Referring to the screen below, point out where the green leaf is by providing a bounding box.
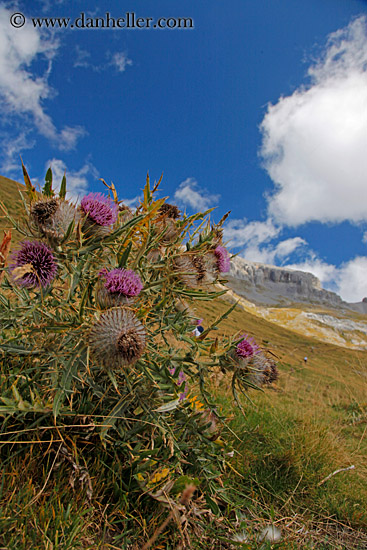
[53,389,64,419]
[143,172,151,206]
[118,241,132,268]
[43,167,54,197]
[79,283,90,321]
[155,399,180,413]
[21,158,37,202]
[0,344,40,355]
[53,351,84,419]
[59,173,67,199]
[205,494,220,515]
[99,398,126,440]
[60,218,75,244]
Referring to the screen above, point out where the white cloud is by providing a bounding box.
[240,236,307,265]
[0,131,35,173]
[285,255,367,303]
[224,218,279,249]
[73,46,91,69]
[109,52,133,73]
[0,6,85,155]
[73,47,133,73]
[260,15,367,227]
[174,177,220,211]
[120,195,141,208]
[284,257,337,288]
[336,257,367,302]
[44,158,98,201]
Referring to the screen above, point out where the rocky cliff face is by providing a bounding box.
[227,256,345,308]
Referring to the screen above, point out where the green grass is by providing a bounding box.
[1,174,367,548]
[0,174,27,246]
[194,298,367,547]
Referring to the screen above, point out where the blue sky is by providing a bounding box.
[1,0,367,301]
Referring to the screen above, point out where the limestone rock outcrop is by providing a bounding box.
[227,256,345,308]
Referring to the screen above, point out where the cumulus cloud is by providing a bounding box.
[229,16,367,302]
[0,5,85,162]
[44,158,98,201]
[260,15,367,226]
[224,218,279,249]
[120,195,141,208]
[174,178,220,211]
[336,257,367,302]
[285,256,367,303]
[0,131,35,173]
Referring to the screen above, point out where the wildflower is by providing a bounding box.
[236,334,260,359]
[31,198,80,244]
[179,382,189,402]
[174,253,208,288]
[204,245,231,277]
[9,240,57,288]
[30,198,59,225]
[213,245,231,273]
[95,268,143,309]
[239,352,279,389]
[168,365,188,402]
[89,308,146,368]
[158,203,180,219]
[80,192,118,236]
[156,203,181,244]
[103,268,143,296]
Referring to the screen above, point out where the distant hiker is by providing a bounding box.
[304,356,308,364]
[192,325,204,338]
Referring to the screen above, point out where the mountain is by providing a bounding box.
[223,256,367,351]
[228,255,367,312]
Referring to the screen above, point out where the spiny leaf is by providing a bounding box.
[43,167,54,197]
[59,172,67,199]
[118,241,132,268]
[21,158,37,202]
[143,172,151,206]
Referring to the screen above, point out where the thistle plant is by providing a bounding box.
[0,164,278,547]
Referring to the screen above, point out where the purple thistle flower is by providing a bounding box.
[80,192,118,226]
[100,268,143,297]
[236,334,260,359]
[214,246,231,273]
[10,240,57,288]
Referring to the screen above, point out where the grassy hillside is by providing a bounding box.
[0,174,26,246]
[1,174,367,548]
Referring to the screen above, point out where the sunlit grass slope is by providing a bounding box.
[195,297,367,546]
[0,174,25,245]
[1,174,367,548]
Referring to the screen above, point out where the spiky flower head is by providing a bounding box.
[159,203,181,219]
[89,308,146,368]
[102,268,143,297]
[214,245,231,273]
[236,334,260,359]
[9,240,57,288]
[154,203,181,244]
[30,198,80,244]
[80,192,118,226]
[174,253,209,288]
[241,352,279,388]
[95,268,143,309]
[30,198,59,225]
